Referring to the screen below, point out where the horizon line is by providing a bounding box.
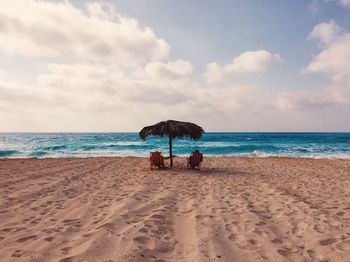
[1,131,350,134]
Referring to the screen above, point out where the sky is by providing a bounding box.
[0,0,350,132]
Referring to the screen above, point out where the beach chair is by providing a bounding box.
[187,150,203,169]
[150,151,165,170]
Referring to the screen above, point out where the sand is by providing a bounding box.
[0,157,350,262]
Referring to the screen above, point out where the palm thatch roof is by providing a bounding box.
[139,120,204,140]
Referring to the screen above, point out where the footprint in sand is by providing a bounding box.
[44,236,54,242]
[16,235,37,242]
[62,219,81,229]
[139,227,148,233]
[128,218,144,224]
[30,218,42,225]
[11,250,22,257]
[306,249,315,260]
[277,248,290,257]
[14,227,26,232]
[63,219,80,224]
[162,235,172,242]
[313,224,325,233]
[319,238,337,246]
[180,209,193,214]
[248,239,257,245]
[61,246,72,254]
[271,237,283,244]
[133,236,156,249]
[59,257,73,262]
[150,214,166,220]
[155,240,174,253]
[228,234,235,242]
[153,259,168,262]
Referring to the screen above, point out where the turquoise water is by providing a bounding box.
[0,133,349,159]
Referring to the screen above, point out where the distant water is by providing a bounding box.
[0,133,349,159]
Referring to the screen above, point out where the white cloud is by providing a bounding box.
[204,50,281,83]
[304,21,350,82]
[0,61,268,131]
[275,90,336,110]
[203,63,224,84]
[256,21,350,112]
[307,20,342,46]
[144,60,193,80]
[309,0,319,15]
[288,20,350,111]
[225,51,281,73]
[0,0,169,66]
[0,1,349,131]
[0,69,6,78]
[1,56,349,131]
[309,1,350,14]
[37,63,136,111]
[339,0,350,8]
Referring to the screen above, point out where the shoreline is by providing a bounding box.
[1,155,350,161]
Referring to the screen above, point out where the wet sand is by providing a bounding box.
[0,157,350,261]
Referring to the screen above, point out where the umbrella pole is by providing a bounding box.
[169,136,173,167]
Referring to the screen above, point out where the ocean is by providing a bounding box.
[0,132,349,159]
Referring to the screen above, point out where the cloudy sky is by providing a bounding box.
[1,0,350,132]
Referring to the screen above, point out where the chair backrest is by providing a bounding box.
[151,151,162,165]
[191,151,203,165]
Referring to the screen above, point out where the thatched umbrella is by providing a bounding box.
[139,120,204,167]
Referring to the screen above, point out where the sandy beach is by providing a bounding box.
[0,157,350,261]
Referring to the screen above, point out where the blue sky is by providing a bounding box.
[0,0,350,131]
[105,0,349,88]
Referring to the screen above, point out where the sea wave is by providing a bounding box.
[40,145,67,151]
[80,144,152,151]
[199,142,241,147]
[217,151,350,159]
[1,133,350,159]
[0,150,19,157]
[29,151,48,157]
[201,144,280,154]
